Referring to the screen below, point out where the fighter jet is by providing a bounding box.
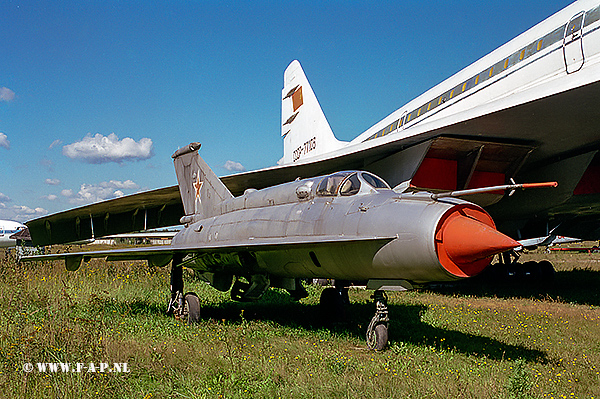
[21,143,555,350]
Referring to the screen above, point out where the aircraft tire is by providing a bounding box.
[538,260,555,283]
[367,323,388,351]
[522,261,541,281]
[183,292,201,324]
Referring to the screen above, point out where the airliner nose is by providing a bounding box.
[435,205,519,278]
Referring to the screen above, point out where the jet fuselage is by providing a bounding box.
[172,171,516,285]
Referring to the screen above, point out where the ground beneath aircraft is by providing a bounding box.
[1,246,599,398]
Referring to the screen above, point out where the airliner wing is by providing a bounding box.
[26,186,183,247]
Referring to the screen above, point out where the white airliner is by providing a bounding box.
[0,220,27,248]
[26,0,600,250]
[271,0,600,241]
[281,1,600,169]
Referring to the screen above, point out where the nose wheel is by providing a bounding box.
[366,290,389,351]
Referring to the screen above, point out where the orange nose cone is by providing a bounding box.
[435,205,520,278]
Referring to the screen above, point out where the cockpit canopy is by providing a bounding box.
[316,171,390,197]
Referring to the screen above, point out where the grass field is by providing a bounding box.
[1,246,599,398]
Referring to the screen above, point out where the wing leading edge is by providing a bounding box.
[21,235,395,272]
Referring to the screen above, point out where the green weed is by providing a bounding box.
[506,359,533,399]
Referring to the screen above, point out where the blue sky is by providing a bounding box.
[0,0,571,222]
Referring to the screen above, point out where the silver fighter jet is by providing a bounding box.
[22,143,554,350]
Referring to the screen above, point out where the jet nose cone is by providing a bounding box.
[442,215,520,263]
[435,205,519,278]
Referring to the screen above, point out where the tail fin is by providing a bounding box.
[280,60,347,165]
[172,143,233,219]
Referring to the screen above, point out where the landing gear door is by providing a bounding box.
[563,11,585,74]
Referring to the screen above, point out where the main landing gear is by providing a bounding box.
[167,260,393,350]
[487,252,555,283]
[167,256,200,323]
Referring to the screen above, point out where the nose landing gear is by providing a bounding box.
[366,290,389,351]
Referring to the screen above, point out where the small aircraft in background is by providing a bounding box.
[21,143,555,350]
[0,220,27,248]
[517,234,582,251]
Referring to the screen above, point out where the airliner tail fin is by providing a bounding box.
[280,60,346,164]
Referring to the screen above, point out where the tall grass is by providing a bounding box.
[1,247,599,398]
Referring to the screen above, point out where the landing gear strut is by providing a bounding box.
[166,255,200,323]
[366,290,389,351]
[167,257,183,315]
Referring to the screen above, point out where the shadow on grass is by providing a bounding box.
[426,268,600,307]
[89,289,547,363]
[87,294,168,317]
[386,304,547,362]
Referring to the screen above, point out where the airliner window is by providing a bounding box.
[316,172,352,196]
[339,173,361,196]
[361,172,390,189]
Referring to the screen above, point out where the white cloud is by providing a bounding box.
[67,180,139,205]
[0,133,9,149]
[45,178,61,185]
[62,133,153,164]
[0,193,10,213]
[223,160,246,172]
[0,87,15,102]
[42,194,58,201]
[0,205,48,223]
[0,195,50,222]
[101,180,139,190]
[49,139,62,149]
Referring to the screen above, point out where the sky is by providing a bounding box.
[0,0,573,222]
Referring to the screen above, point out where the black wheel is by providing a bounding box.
[538,260,555,283]
[494,263,509,282]
[319,287,346,322]
[183,292,200,324]
[522,261,541,281]
[366,323,388,351]
[506,262,519,279]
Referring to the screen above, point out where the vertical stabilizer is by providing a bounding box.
[280,60,347,164]
[172,143,233,219]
